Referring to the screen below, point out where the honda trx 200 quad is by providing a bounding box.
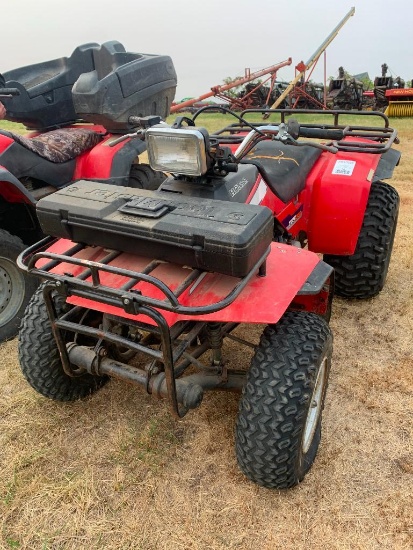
[0,41,176,340]
[17,108,400,489]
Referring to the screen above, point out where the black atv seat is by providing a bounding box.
[1,128,103,163]
[240,141,322,203]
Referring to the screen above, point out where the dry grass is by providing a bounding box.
[0,117,413,549]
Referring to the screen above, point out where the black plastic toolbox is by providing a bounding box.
[36,181,273,277]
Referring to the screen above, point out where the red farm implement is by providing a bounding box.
[170,59,292,113]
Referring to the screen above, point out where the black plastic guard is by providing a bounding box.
[373,148,401,182]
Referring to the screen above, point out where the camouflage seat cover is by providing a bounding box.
[9,127,104,163]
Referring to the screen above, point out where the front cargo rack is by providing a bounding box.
[18,236,269,317]
[205,108,398,154]
[18,237,271,418]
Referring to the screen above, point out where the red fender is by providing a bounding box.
[36,240,327,326]
[73,135,147,180]
[304,142,380,255]
[0,132,14,150]
[0,166,36,204]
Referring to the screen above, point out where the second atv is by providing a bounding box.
[0,40,176,340]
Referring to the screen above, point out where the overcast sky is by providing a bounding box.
[2,0,410,100]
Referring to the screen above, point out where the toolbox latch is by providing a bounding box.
[118,197,171,218]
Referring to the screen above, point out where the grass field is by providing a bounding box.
[0,112,412,549]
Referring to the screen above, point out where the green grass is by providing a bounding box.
[2,110,410,138]
[167,109,411,133]
[0,120,26,134]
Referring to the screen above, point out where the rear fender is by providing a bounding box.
[0,166,36,205]
[306,150,380,255]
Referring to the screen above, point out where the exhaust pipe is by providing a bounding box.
[66,344,245,412]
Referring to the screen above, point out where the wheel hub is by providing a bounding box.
[302,357,328,454]
[0,257,25,326]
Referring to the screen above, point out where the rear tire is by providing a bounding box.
[324,181,399,299]
[235,311,332,489]
[18,284,108,401]
[128,164,167,190]
[0,229,38,341]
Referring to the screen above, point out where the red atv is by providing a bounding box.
[0,41,176,340]
[17,108,399,489]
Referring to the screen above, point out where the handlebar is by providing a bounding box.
[0,87,20,98]
[234,124,339,158]
[296,126,344,141]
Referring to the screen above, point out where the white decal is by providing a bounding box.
[229,177,248,197]
[249,178,267,205]
[332,160,356,176]
[287,211,302,230]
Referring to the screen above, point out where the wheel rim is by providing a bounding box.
[0,257,25,327]
[302,357,328,454]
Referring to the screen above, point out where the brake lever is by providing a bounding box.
[293,140,339,154]
[108,130,144,147]
[274,123,338,154]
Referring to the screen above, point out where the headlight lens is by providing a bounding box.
[146,127,208,176]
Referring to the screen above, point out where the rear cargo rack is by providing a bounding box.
[18,237,269,317]
[209,108,398,154]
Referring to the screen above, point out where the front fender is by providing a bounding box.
[73,136,147,185]
[0,166,36,205]
[37,241,330,326]
[306,150,381,255]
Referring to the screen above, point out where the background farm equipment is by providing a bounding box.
[288,78,325,109]
[384,88,413,117]
[372,63,413,116]
[268,7,355,112]
[326,67,364,110]
[232,80,290,110]
[170,59,292,114]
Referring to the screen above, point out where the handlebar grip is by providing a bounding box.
[298,126,344,140]
[0,88,20,96]
[129,116,141,126]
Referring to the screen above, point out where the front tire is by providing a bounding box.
[235,311,332,489]
[0,229,38,341]
[128,164,167,190]
[324,181,399,298]
[18,284,108,401]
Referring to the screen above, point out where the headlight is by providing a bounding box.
[146,127,208,176]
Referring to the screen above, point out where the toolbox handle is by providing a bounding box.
[118,197,172,218]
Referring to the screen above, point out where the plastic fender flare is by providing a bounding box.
[306,152,380,255]
[73,136,147,184]
[373,148,401,182]
[0,166,36,205]
[291,261,334,319]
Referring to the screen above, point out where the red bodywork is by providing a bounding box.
[36,239,325,326]
[73,131,129,180]
[223,134,379,256]
[244,138,380,256]
[0,124,139,204]
[293,142,379,255]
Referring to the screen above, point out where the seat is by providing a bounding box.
[240,140,322,203]
[2,128,103,163]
